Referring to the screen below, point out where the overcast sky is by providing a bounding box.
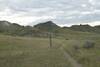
[0,0,100,26]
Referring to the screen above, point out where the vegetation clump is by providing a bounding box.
[83,41,95,49]
[73,45,80,50]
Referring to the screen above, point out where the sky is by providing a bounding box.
[0,0,100,26]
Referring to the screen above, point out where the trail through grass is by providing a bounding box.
[62,39,100,67]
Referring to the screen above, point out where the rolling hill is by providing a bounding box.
[68,24,100,34]
[0,20,100,38]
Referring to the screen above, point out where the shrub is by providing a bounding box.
[65,38,69,40]
[73,45,80,50]
[83,41,95,49]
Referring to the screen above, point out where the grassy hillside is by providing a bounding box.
[54,27,100,40]
[0,35,71,67]
[62,34,100,67]
[1,20,100,38]
[0,31,100,67]
[0,21,100,67]
[68,24,100,34]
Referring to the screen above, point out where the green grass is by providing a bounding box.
[0,31,100,67]
[62,36,100,67]
[0,35,71,67]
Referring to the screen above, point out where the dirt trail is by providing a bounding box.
[60,47,82,67]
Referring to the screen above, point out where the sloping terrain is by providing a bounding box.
[0,21,100,67]
[62,36,100,67]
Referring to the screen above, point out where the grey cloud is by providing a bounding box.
[0,0,100,26]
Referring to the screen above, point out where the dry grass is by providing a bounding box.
[63,38,100,67]
[0,35,71,67]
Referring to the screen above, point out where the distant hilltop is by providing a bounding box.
[34,21,60,32]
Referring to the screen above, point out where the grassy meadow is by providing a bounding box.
[0,35,71,67]
[62,33,100,67]
[0,32,100,67]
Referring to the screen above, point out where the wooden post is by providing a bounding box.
[49,32,52,48]
[48,21,53,48]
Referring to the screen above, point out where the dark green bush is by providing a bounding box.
[83,41,95,49]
